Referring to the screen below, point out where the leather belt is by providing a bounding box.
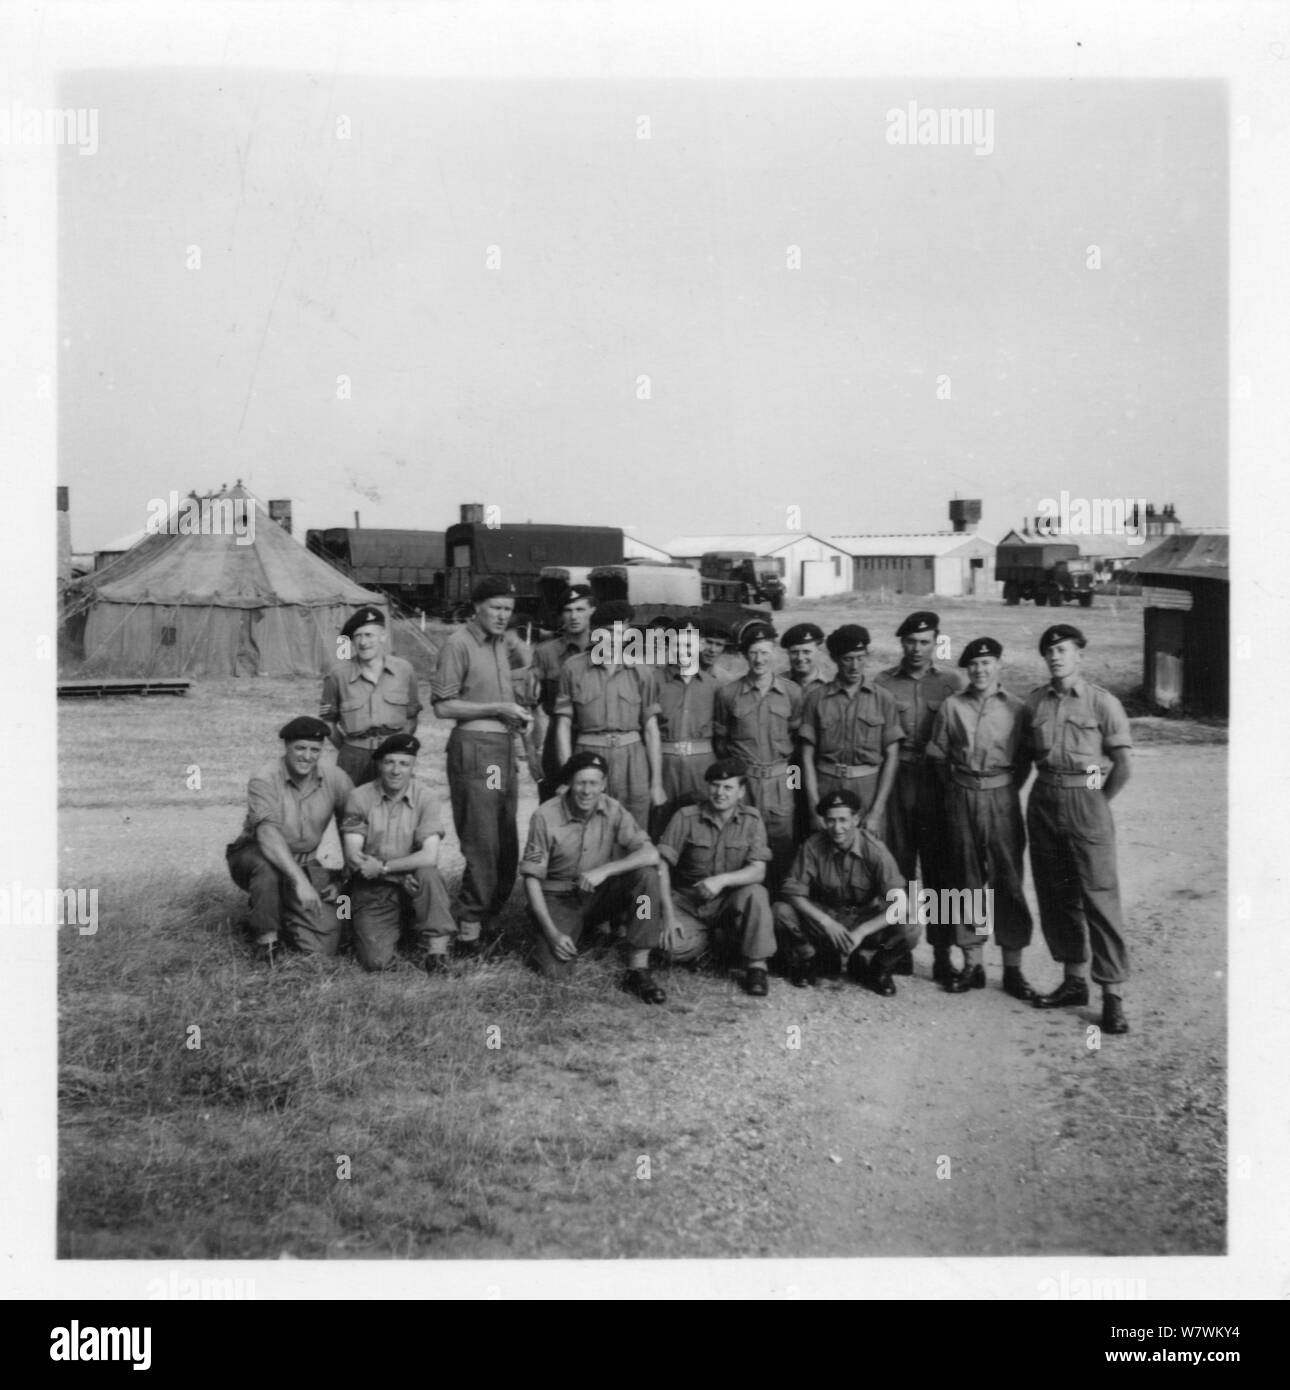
[660,739,713,756]
[817,760,879,779]
[456,719,511,733]
[743,759,789,779]
[951,769,1014,791]
[577,731,641,748]
[1037,769,1103,789]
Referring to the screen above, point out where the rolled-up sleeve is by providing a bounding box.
[413,793,444,846]
[340,791,368,839]
[553,664,575,719]
[779,841,814,898]
[319,671,341,722]
[246,774,284,832]
[519,812,551,879]
[431,637,468,702]
[744,812,773,864]
[1100,693,1133,751]
[657,810,688,866]
[614,807,649,855]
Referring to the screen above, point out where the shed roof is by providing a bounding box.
[830,532,996,558]
[1135,532,1230,584]
[663,533,848,556]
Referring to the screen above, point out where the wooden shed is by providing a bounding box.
[1137,533,1229,716]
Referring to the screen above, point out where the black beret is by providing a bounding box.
[374,733,421,761]
[471,576,515,603]
[959,636,1003,667]
[1039,623,1087,654]
[279,716,330,743]
[341,606,386,638]
[738,620,778,652]
[817,788,863,816]
[698,615,730,640]
[643,613,678,632]
[826,624,870,659]
[781,623,824,648]
[589,601,636,633]
[896,610,940,638]
[561,584,593,606]
[704,758,747,783]
[561,750,609,782]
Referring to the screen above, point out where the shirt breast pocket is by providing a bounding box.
[1030,716,1057,757]
[854,710,887,756]
[1066,714,1104,763]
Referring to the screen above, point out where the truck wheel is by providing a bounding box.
[1032,591,1046,607]
[1078,591,1093,608]
[1046,587,1065,606]
[1003,581,1020,606]
[771,592,784,611]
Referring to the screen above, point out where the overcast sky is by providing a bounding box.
[58,74,1226,550]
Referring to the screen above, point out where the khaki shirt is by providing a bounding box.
[713,674,801,765]
[341,777,445,861]
[432,618,513,708]
[231,758,353,857]
[799,677,902,766]
[520,792,649,882]
[926,687,1027,775]
[532,632,590,714]
[554,656,660,734]
[873,664,964,753]
[658,801,771,889]
[320,656,421,738]
[1021,677,1132,774]
[780,828,905,912]
[656,668,720,742]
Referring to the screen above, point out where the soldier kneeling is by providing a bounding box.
[340,734,456,973]
[774,790,916,996]
[521,752,667,1004]
[656,759,777,997]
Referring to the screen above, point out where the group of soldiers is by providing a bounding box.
[226,576,1135,1035]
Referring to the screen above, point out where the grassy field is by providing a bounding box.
[58,592,1225,1258]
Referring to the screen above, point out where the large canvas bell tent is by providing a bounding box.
[67,485,388,677]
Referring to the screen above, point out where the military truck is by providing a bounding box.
[306,527,446,612]
[699,551,787,610]
[588,561,770,636]
[996,536,1095,608]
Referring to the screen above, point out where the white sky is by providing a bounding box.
[56,72,1226,549]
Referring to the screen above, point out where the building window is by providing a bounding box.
[160,626,177,646]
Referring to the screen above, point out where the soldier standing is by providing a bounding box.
[925,637,1036,999]
[553,602,664,828]
[1020,624,1133,1035]
[431,577,533,955]
[712,620,801,885]
[781,622,827,691]
[530,583,593,801]
[874,611,964,978]
[650,617,721,837]
[320,605,421,786]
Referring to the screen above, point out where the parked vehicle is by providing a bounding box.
[306,528,446,612]
[996,538,1095,608]
[699,550,787,610]
[444,522,622,621]
[588,562,770,635]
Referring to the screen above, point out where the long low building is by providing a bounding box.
[662,532,852,599]
[830,532,997,597]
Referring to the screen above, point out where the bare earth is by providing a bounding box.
[59,743,1224,1258]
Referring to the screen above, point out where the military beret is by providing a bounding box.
[560,750,609,782]
[279,715,330,743]
[896,610,940,638]
[341,605,386,638]
[589,600,636,634]
[958,636,1003,667]
[561,583,593,606]
[643,613,678,632]
[698,615,730,640]
[738,620,778,652]
[781,623,824,648]
[704,758,747,783]
[374,733,420,761]
[1039,623,1087,654]
[826,624,870,659]
[471,575,515,603]
[817,788,863,816]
